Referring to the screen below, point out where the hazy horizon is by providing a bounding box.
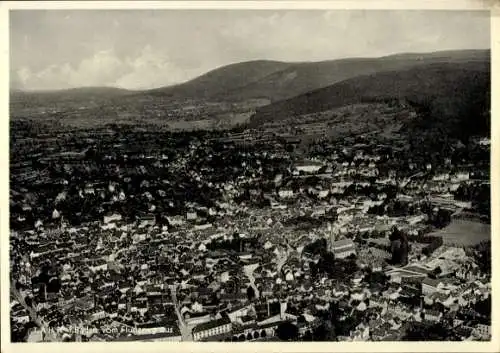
[10,10,490,91]
[10,48,491,93]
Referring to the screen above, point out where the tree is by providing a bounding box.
[303,238,327,256]
[403,322,459,341]
[302,329,313,341]
[474,241,491,274]
[246,286,256,301]
[276,322,299,341]
[473,297,491,317]
[367,271,389,290]
[434,208,452,228]
[313,322,337,341]
[430,266,442,279]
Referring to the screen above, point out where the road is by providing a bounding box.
[276,242,293,274]
[170,284,193,341]
[243,264,260,299]
[11,283,60,342]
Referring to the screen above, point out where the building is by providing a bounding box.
[330,239,356,259]
[278,189,294,199]
[421,277,442,296]
[192,317,232,341]
[386,265,429,284]
[139,214,156,227]
[104,213,122,224]
[473,324,491,337]
[166,216,185,226]
[294,161,323,174]
[424,310,443,322]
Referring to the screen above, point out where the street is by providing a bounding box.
[170,284,193,341]
[10,283,60,342]
[243,263,260,299]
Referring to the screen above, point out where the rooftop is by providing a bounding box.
[192,316,231,334]
[331,239,355,249]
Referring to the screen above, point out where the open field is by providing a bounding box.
[428,219,490,246]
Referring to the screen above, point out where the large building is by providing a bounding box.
[329,238,356,259]
[192,316,232,341]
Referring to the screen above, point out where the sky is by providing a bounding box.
[10,10,490,91]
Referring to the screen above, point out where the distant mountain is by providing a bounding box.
[9,49,490,136]
[250,60,490,139]
[145,60,291,100]
[11,49,489,106]
[141,49,490,103]
[221,49,490,102]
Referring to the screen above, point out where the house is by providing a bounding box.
[456,266,480,282]
[219,291,248,304]
[259,280,274,298]
[88,259,108,272]
[239,315,256,327]
[421,277,442,296]
[139,214,156,228]
[350,290,366,302]
[432,173,449,182]
[371,260,385,272]
[198,243,207,252]
[441,295,459,308]
[238,252,253,261]
[192,317,232,341]
[473,324,491,337]
[386,265,429,284]
[278,189,294,199]
[318,190,329,199]
[89,309,107,322]
[13,314,30,324]
[351,272,364,286]
[166,216,185,226]
[194,223,212,231]
[52,209,61,219]
[104,213,122,224]
[451,172,470,183]
[227,304,252,322]
[382,288,400,301]
[184,312,212,327]
[294,161,323,174]
[424,310,442,322]
[356,301,368,312]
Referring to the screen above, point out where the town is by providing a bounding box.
[9,118,491,342]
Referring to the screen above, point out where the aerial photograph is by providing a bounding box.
[8,9,491,343]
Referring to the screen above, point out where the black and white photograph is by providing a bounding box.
[2,1,496,350]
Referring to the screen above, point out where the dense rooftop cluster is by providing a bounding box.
[10,119,491,342]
